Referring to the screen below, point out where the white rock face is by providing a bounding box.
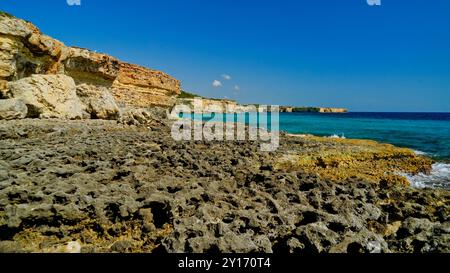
[7,74,88,119]
[0,98,28,120]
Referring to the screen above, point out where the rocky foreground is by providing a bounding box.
[0,115,448,253]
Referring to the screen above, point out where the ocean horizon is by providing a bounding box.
[278,112,450,159]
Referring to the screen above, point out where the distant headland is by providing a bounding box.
[279,106,348,113]
[177,91,348,113]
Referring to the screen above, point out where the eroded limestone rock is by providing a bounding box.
[0,12,181,117]
[0,120,447,253]
[112,62,181,108]
[0,98,27,120]
[76,84,119,120]
[7,74,87,119]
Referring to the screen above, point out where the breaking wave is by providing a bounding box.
[406,163,450,190]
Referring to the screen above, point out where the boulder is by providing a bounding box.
[76,84,120,120]
[7,74,88,119]
[0,98,27,120]
[117,106,168,126]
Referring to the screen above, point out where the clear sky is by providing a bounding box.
[2,0,450,112]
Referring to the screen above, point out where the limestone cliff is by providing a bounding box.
[112,62,181,108]
[0,12,181,120]
[280,106,348,113]
[177,97,241,113]
[317,107,348,113]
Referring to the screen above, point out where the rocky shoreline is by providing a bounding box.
[0,116,448,253]
[0,12,448,254]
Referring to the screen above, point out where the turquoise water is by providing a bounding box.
[279,112,450,161]
[186,112,450,189]
[188,112,450,160]
[277,112,450,189]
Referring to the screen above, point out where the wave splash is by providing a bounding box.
[329,134,346,139]
[414,150,428,156]
[406,163,450,190]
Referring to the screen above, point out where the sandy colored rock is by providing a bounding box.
[112,62,181,108]
[1,13,181,112]
[280,106,349,113]
[0,98,27,120]
[76,84,120,120]
[0,80,8,95]
[7,74,87,119]
[0,13,64,82]
[0,13,33,37]
[318,108,348,113]
[63,47,120,85]
[177,98,241,113]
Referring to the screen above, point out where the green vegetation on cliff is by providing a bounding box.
[0,11,15,18]
[178,91,232,102]
[178,90,200,99]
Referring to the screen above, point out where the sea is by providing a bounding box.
[278,112,450,189]
[187,112,450,189]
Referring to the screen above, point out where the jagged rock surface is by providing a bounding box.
[0,119,448,253]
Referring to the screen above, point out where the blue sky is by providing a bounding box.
[2,0,450,112]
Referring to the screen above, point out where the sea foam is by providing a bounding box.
[414,150,428,156]
[329,134,346,139]
[406,163,450,189]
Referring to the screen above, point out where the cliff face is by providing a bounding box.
[0,12,181,120]
[177,97,242,113]
[112,62,181,108]
[318,107,348,113]
[280,106,348,113]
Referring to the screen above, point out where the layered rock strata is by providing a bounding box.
[0,12,181,120]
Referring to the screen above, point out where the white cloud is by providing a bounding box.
[212,80,222,88]
[233,85,240,92]
[67,0,81,6]
[221,74,232,80]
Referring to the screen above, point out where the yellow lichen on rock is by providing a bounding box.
[275,136,433,185]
